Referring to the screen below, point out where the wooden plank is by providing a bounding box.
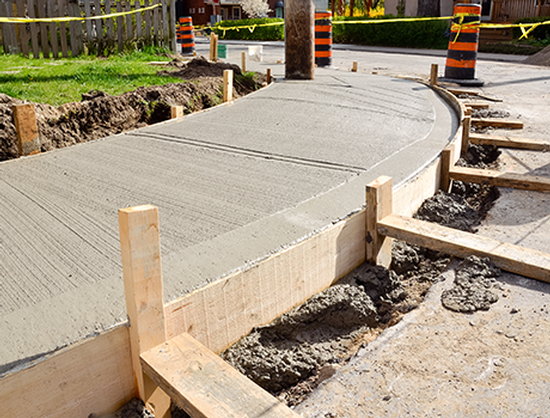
[153,0,159,44]
[377,213,550,283]
[223,69,233,103]
[58,0,69,58]
[68,0,78,56]
[48,0,59,58]
[168,0,175,52]
[16,0,30,56]
[170,105,183,118]
[471,118,524,129]
[0,326,135,418]
[351,61,358,72]
[461,115,471,155]
[105,0,114,52]
[36,0,51,57]
[469,133,550,151]
[84,0,93,53]
[134,1,142,41]
[13,103,40,156]
[118,205,171,418]
[144,0,151,45]
[440,146,453,193]
[72,0,84,54]
[366,175,393,268]
[116,1,123,53]
[447,88,479,96]
[141,333,301,418]
[462,102,489,109]
[94,0,103,53]
[161,0,168,45]
[125,0,132,41]
[241,51,246,72]
[27,0,40,58]
[267,68,272,84]
[449,166,550,193]
[430,63,438,86]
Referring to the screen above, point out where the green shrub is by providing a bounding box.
[214,18,284,41]
[332,15,450,49]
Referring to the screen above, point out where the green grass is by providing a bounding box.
[0,48,185,106]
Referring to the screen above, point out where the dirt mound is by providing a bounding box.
[523,44,550,66]
[0,59,265,162]
[441,256,501,312]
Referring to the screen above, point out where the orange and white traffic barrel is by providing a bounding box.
[315,11,332,67]
[442,3,483,86]
[178,17,195,56]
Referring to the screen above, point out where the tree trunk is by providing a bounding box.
[417,0,440,16]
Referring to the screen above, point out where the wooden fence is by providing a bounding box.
[491,0,549,21]
[0,0,176,58]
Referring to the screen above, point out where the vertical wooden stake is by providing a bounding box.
[351,61,358,72]
[118,205,171,418]
[461,115,471,156]
[170,106,183,119]
[366,176,393,268]
[430,63,438,86]
[209,33,218,61]
[440,146,453,193]
[266,68,272,84]
[13,104,40,157]
[241,51,246,72]
[223,69,233,103]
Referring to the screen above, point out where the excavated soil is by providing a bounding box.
[523,44,550,66]
[0,57,265,162]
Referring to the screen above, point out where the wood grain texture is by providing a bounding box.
[13,103,40,156]
[141,333,300,418]
[449,166,550,192]
[469,133,550,151]
[0,326,135,418]
[223,69,233,103]
[366,175,393,267]
[440,146,453,193]
[378,213,550,282]
[471,118,524,129]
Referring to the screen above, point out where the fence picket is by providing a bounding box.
[125,0,132,41]
[57,0,68,57]
[36,0,50,57]
[116,1,123,52]
[3,0,19,54]
[26,0,40,58]
[48,0,59,58]
[169,0,175,52]
[105,0,114,52]
[94,0,102,53]
[84,0,94,53]
[153,0,159,44]
[144,0,151,45]
[161,0,167,45]
[134,1,141,42]
[15,0,30,56]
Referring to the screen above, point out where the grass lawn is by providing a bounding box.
[0,47,185,106]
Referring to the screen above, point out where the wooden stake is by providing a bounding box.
[430,63,438,86]
[469,133,550,151]
[13,104,40,157]
[351,61,358,72]
[366,176,393,268]
[440,146,453,193]
[223,69,233,103]
[285,0,314,79]
[378,213,550,283]
[471,118,524,129]
[461,115,471,156]
[209,33,218,61]
[141,333,301,418]
[241,51,246,72]
[449,166,550,193]
[266,68,272,84]
[170,106,183,119]
[118,205,171,418]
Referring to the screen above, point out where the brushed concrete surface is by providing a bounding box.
[0,67,456,374]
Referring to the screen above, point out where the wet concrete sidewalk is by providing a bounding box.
[0,67,456,374]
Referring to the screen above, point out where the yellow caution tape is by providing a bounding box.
[207,13,550,40]
[0,3,160,24]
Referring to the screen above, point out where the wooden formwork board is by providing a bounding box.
[471,118,524,129]
[449,166,550,192]
[469,133,550,151]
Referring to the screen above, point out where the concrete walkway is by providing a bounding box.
[0,67,456,374]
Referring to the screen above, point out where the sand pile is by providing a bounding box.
[523,44,550,66]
